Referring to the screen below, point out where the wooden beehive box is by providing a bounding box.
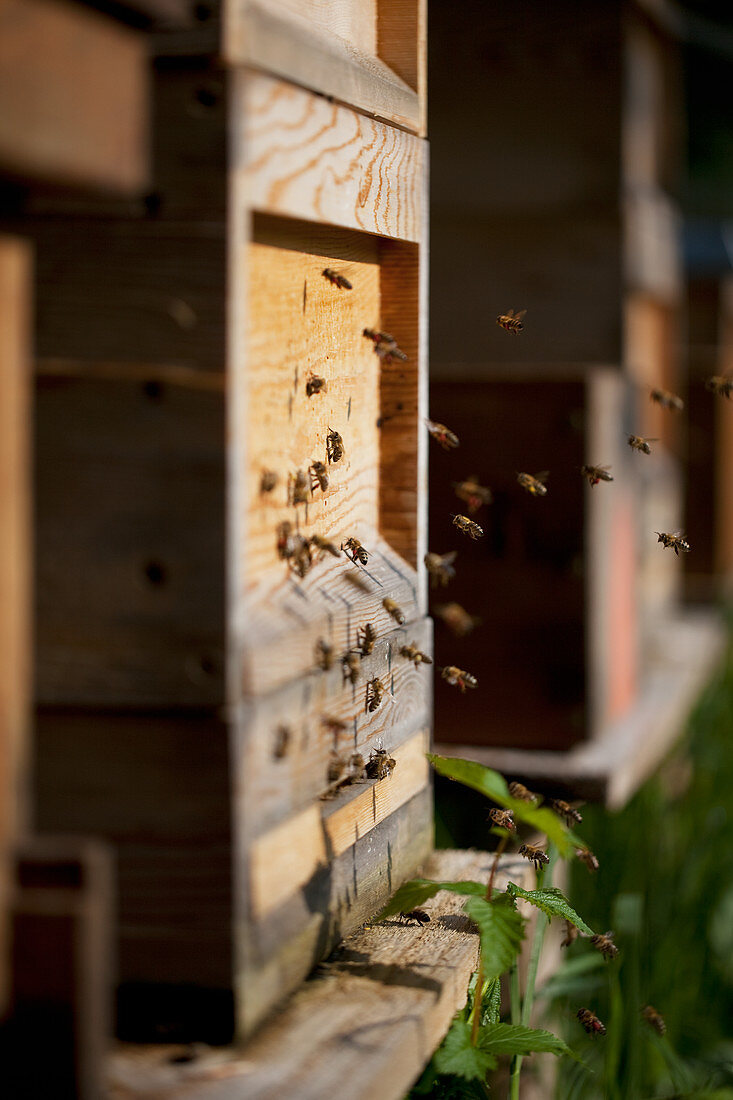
[12,0,431,1042]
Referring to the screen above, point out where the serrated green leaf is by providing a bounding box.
[478,1022,574,1058]
[376,878,487,920]
[433,1016,498,1081]
[463,894,526,980]
[482,977,502,1026]
[505,883,595,935]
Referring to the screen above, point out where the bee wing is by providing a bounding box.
[514,309,527,321]
[535,471,550,483]
[442,551,458,565]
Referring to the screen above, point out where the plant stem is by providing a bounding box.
[470,835,509,1046]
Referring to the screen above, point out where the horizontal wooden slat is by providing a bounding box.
[0,0,148,191]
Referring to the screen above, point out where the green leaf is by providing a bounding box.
[478,1022,574,1058]
[483,977,502,1026]
[463,894,526,981]
[433,1016,498,1081]
[505,883,595,935]
[376,878,486,920]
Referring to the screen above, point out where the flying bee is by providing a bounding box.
[425,419,460,450]
[309,461,329,492]
[518,844,549,871]
[590,932,619,961]
[260,469,278,494]
[289,535,316,578]
[452,514,484,539]
[453,475,493,514]
[322,268,352,290]
[276,520,296,560]
[326,428,344,464]
[362,328,407,363]
[272,725,291,759]
[576,847,599,873]
[363,327,393,345]
[400,909,431,926]
[433,602,481,637]
[383,597,405,625]
[517,471,549,496]
[577,1008,606,1037]
[650,387,684,412]
[497,308,526,334]
[306,374,327,397]
[549,799,583,825]
[655,530,690,555]
[366,677,386,713]
[488,808,515,831]
[289,469,310,505]
[309,534,341,559]
[424,551,457,587]
[342,537,369,565]
[581,464,613,487]
[706,375,733,399]
[315,638,335,671]
[561,920,579,948]
[628,434,658,455]
[366,743,396,777]
[642,1005,665,1036]
[440,665,478,692]
[400,643,433,667]
[357,622,377,656]
[508,781,538,803]
[342,651,360,686]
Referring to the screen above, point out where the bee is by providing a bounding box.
[383,597,406,625]
[517,471,548,497]
[342,651,360,686]
[590,932,618,961]
[518,844,549,871]
[362,328,407,363]
[344,570,371,593]
[452,514,484,539]
[642,1005,665,1036]
[453,475,493,514]
[322,268,352,290]
[365,743,396,777]
[347,752,366,782]
[497,308,526,334]
[400,909,431,926]
[576,848,599,873]
[508,781,538,803]
[433,602,481,637]
[549,799,583,825]
[440,665,478,692]
[581,464,613,487]
[655,530,690,555]
[425,419,460,450]
[400,643,433,667]
[357,622,377,656]
[366,677,386,712]
[272,724,291,759]
[277,520,296,559]
[289,535,316,578]
[315,638,335,671]
[561,920,579,948]
[424,551,457,587]
[289,469,310,505]
[706,375,733,399]
[577,1008,606,1037]
[309,461,329,492]
[326,428,344,464]
[342,537,369,565]
[488,808,515,831]
[260,469,278,494]
[306,374,327,397]
[628,434,658,455]
[650,387,684,411]
[327,750,346,784]
[310,534,341,559]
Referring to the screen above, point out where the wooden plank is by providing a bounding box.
[624,187,682,301]
[0,236,31,1015]
[0,0,148,191]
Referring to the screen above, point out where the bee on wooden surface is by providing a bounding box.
[650,387,684,412]
[488,808,515,831]
[581,464,613,487]
[642,1005,666,1036]
[508,781,538,803]
[518,843,549,872]
[357,622,377,656]
[577,1008,606,1037]
[706,375,733,398]
[326,428,344,464]
[306,374,327,397]
[440,665,478,692]
[424,551,457,587]
[260,469,278,494]
[656,530,690,555]
[276,520,296,560]
[400,643,433,667]
[362,328,407,363]
[272,725,291,760]
[343,651,360,686]
[383,597,406,624]
[315,638,335,671]
[366,743,396,777]
[400,909,431,926]
[576,847,600,873]
[309,461,329,492]
[433,602,481,637]
[452,514,484,539]
[322,267,352,290]
[342,537,369,565]
[366,677,386,712]
[497,308,526,334]
[590,932,618,961]
[549,799,583,826]
[628,434,658,455]
[289,535,316,578]
[453,475,493,514]
[425,418,460,450]
[310,534,341,559]
[517,471,549,497]
[561,920,579,948]
[289,469,310,505]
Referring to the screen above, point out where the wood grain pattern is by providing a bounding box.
[377,0,426,134]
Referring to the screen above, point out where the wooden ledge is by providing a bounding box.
[107,848,531,1100]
